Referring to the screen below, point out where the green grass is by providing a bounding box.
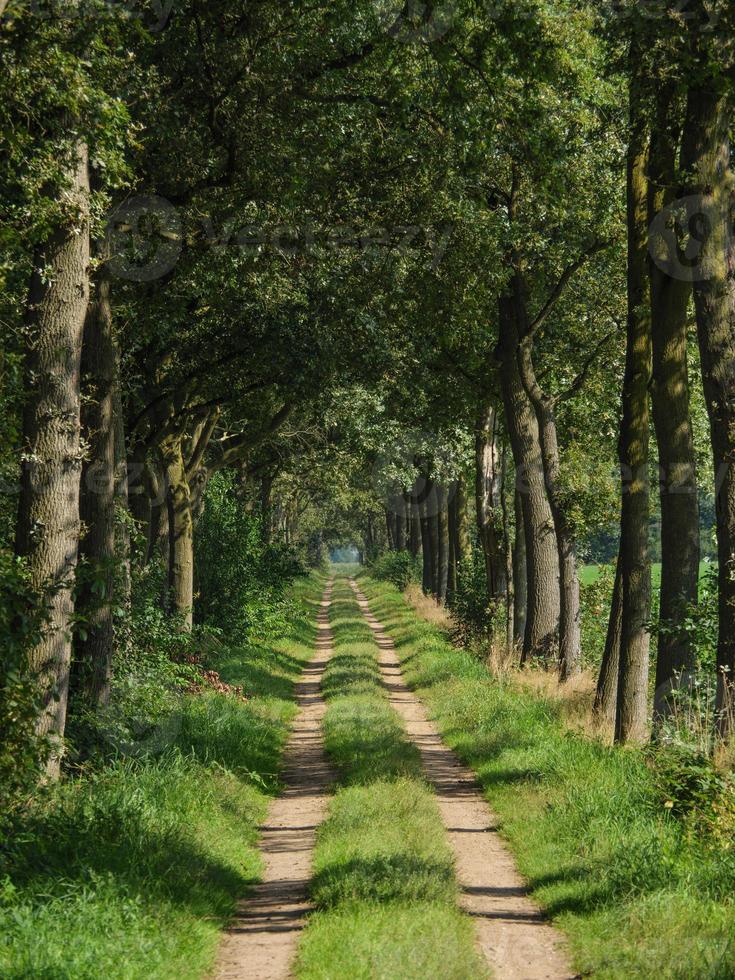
[295,577,487,980]
[0,573,325,980]
[579,561,713,587]
[356,572,735,979]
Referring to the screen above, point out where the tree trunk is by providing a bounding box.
[395,492,407,550]
[681,76,735,738]
[517,338,582,680]
[428,486,440,599]
[15,139,90,777]
[144,457,169,566]
[594,554,623,730]
[447,481,459,605]
[615,49,652,745]
[77,273,117,708]
[162,435,194,628]
[475,403,508,605]
[385,506,396,551]
[648,84,699,722]
[418,480,433,594]
[456,477,471,562]
[437,484,449,603]
[501,446,515,653]
[128,443,151,556]
[512,490,527,647]
[364,513,376,563]
[409,488,421,558]
[497,282,560,663]
[112,354,132,651]
[260,474,273,545]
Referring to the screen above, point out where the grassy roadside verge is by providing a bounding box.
[0,573,325,980]
[295,576,487,980]
[358,573,735,980]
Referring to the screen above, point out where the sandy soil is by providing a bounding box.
[349,579,577,980]
[213,581,335,980]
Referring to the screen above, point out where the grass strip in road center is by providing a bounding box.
[294,576,487,980]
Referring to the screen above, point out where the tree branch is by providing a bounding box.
[526,240,610,338]
[555,330,616,405]
[185,408,221,481]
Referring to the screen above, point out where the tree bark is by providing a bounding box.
[77,273,118,708]
[497,281,560,663]
[512,490,527,647]
[162,435,194,628]
[648,83,699,721]
[517,337,582,680]
[15,139,90,777]
[385,506,398,551]
[128,443,151,556]
[681,73,735,738]
[456,477,471,563]
[364,513,376,563]
[475,403,508,605]
[260,473,273,545]
[447,480,459,606]
[437,483,449,603]
[418,480,433,594]
[395,492,407,551]
[428,485,440,599]
[615,48,652,745]
[594,554,623,730]
[112,354,132,651]
[501,446,515,653]
[409,487,421,558]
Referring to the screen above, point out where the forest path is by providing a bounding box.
[214,580,336,980]
[348,578,576,980]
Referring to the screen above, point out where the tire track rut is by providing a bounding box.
[214,580,336,980]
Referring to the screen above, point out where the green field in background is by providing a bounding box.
[579,562,714,588]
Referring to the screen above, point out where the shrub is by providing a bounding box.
[0,549,50,818]
[195,472,305,638]
[66,556,213,767]
[653,561,718,673]
[648,742,735,848]
[370,551,421,591]
[451,543,500,643]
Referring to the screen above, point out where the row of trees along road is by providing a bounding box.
[1,0,734,784]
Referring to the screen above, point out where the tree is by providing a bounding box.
[679,0,735,737]
[648,78,699,722]
[613,37,653,745]
[14,139,90,774]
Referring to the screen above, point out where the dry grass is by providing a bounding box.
[483,639,521,676]
[515,668,602,738]
[402,587,603,741]
[403,584,455,629]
